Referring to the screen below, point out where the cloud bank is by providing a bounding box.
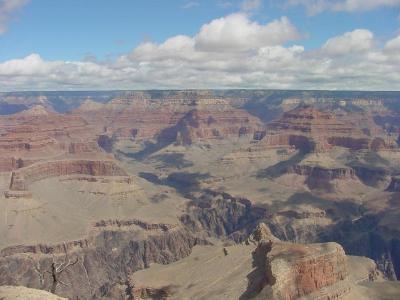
[0,13,399,91]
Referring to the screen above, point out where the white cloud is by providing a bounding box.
[241,0,262,11]
[0,13,400,91]
[287,0,400,14]
[385,34,400,51]
[0,0,29,35]
[322,29,374,55]
[194,13,299,52]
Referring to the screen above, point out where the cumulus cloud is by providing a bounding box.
[194,13,299,52]
[287,0,400,14]
[0,0,29,35]
[322,29,374,55]
[385,34,400,51]
[0,13,399,91]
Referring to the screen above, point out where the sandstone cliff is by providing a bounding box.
[259,106,392,153]
[8,160,127,191]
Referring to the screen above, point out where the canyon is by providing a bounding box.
[0,90,400,299]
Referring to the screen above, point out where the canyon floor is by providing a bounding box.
[1,90,400,299]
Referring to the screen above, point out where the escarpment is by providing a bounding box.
[0,225,205,299]
[286,164,357,190]
[287,165,356,180]
[73,94,264,144]
[258,106,393,153]
[165,108,264,145]
[8,160,127,191]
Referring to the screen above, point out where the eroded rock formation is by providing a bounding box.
[259,106,392,153]
[246,224,351,300]
[0,226,205,299]
[8,160,127,191]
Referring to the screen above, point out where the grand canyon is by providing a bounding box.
[0,90,399,299]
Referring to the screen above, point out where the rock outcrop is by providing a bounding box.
[73,93,264,145]
[0,285,67,300]
[180,190,266,240]
[259,106,391,153]
[166,108,264,145]
[8,160,127,191]
[262,241,350,300]
[247,224,350,300]
[0,225,205,299]
[287,164,357,190]
[0,106,105,172]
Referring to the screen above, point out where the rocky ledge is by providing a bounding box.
[247,224,350,300]
[8,160,127,191]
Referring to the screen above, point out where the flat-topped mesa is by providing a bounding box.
[288,165,356,180]
[259,106,391,152]
[285,164,358,191]
[8,160,128,191]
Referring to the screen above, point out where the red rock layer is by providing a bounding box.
[167,108,264,145]
[0,107,104,172]
[258,240,350,300]
[260,106,390,152]
[9,160,128,191]
[73,96,264,143]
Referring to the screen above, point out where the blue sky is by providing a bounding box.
[1,0,399,61]
[0,0,400,91]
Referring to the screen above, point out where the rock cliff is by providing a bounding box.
[8,160,127,191]
[259,106,391,153]
[0,225,206,299]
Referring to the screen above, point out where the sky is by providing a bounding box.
[0,0,400,91]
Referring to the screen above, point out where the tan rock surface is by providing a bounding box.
[0,285,66,300]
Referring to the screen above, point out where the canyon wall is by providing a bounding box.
[9,160,128,191]
[0,227,205,299]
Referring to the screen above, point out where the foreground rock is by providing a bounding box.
[0,286,66,300]
[0,224,205,299]
[128,224,394,300]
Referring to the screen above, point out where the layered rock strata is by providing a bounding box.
[0,226,205,299]
[8,160,127,191]
[259,106,391,153]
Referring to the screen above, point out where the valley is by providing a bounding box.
[1,90,400,299]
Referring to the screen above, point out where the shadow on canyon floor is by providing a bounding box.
[138,171,211,197]
[240,242,273,300]
[149,153,194,169]
[256,150,308,179]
